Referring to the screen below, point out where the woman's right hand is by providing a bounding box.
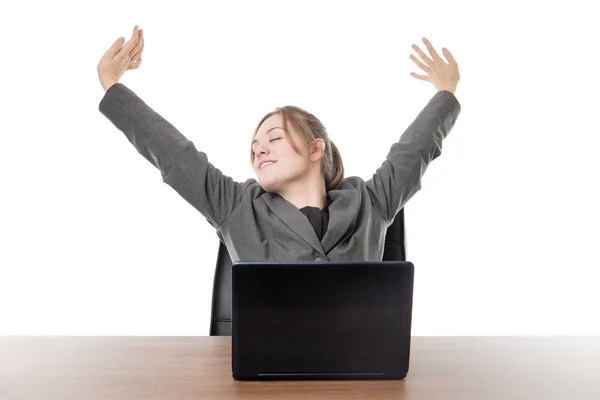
[97,25,144,92]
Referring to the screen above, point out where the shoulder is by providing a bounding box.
[339,176,367,190]
[240,178,266,198]
[328,176,371,201]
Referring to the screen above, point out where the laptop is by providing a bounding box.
[231,261,414,380]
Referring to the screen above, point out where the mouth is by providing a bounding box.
[259,161,277,170]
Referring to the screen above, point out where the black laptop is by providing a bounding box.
[231,261,414,380]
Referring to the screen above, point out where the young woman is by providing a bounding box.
[97,26,461,263]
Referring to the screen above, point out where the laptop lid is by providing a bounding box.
[231,261,414,380]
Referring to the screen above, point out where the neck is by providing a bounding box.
[278,175,327,210]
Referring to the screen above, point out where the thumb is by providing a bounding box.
[104,37,125,60]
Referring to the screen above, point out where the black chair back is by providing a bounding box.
[209,208,406,336]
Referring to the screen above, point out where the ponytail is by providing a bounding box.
[325,140,344,190]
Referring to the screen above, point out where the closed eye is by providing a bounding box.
[252,137,282,158]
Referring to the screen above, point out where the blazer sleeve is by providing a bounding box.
[365,90,461,224]
[98,83,245,229]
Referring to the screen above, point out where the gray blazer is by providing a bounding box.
[99,83,461,263]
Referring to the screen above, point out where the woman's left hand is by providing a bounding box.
[410,37,460,94]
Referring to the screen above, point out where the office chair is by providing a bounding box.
[209,208,407,336]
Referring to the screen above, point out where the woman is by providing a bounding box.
[97,26,461,263]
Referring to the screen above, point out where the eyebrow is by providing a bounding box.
[251,127,284,145]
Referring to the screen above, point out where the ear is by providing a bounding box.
[310,138,326,162]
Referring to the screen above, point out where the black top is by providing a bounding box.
[298,194,331,241]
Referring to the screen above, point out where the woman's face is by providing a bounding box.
[251,113,311,192]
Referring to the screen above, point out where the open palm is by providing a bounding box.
[410,37,460,94]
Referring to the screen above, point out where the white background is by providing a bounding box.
[1,0,598,335]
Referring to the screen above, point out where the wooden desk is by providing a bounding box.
[1,336,598,399]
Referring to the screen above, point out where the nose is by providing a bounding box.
[255,143,270,158]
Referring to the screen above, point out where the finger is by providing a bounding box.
[131,27,143,52]
[410,72,428,81]
[422,37,442,62]
[119,25,140,59]
[129,58,142,70]
[411,44,433,66]
[131,38,144,61]
[128,25,140,48]
[410,54,429,73]
[104,37,125,60]
[130,31,144,60]
[442,47,457,67]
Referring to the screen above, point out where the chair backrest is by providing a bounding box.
[209,208,406,336]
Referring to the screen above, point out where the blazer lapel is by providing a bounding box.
[261,192,324,254]
[321,188,360,254]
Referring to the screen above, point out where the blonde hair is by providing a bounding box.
[250,106,344,191]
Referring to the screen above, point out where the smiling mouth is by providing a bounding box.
[260,161,277,170]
